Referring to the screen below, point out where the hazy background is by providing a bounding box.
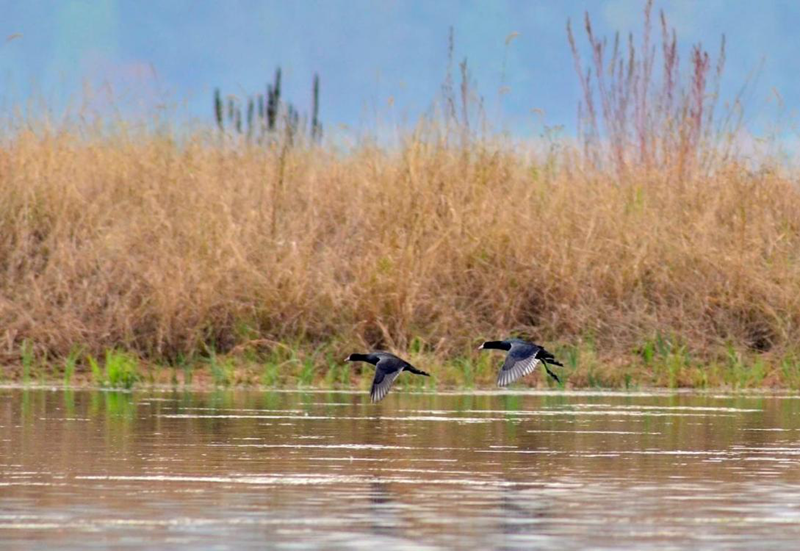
[0,0,796,137]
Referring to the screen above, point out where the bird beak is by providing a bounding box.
[477,343,484,350]
[344,357,351,362]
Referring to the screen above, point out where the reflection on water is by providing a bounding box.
[2,388,800,549]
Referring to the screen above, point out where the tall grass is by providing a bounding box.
[0,3,798,387]
[1,129,797,374]
[567,0,736,176]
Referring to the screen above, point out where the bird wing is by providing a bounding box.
[497,343,540,387]
[370,355,406,403]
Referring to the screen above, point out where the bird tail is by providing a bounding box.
[405,365,430,377]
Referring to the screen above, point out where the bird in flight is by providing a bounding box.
[345,351,430,402]
[479,338,563,387]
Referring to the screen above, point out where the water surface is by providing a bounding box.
[2,388,800,550]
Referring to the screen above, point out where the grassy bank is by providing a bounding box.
[4,341,799,391]
[2,2,800,389]
[1,127,800,389]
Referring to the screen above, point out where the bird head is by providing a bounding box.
[479,340,510,351]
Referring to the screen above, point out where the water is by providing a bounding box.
[2,388,800,550]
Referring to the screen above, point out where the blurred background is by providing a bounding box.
[0,0,796,140]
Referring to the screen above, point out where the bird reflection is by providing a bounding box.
[495,485,549,551]
[368,481,403,539]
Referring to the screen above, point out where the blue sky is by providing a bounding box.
[0,1,797,138]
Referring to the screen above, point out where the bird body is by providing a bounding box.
[345,352,430,402]
[479,338,563,387]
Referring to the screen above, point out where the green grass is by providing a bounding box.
[87,354,103,385]
[780,354,800,390]
[62,346,82,387]
[725,343,746,389]
[663,346,691,388]
[260,344,296,387]
[296,349,317,387]
[20,340,34,385]
[207,351,234,387]
[261,360,280,387]
[322,350,348,388]
[86,350,140,389]
[7,340,800,391]
[177,353,194,386]
[455,357,475,388]
[722,346,767,389]
[104,350,141,389]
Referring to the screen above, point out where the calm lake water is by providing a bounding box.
[2,388,800,550]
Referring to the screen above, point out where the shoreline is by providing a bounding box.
[2,361,798,393]
[3,383,800,397]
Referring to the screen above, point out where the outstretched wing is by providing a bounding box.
[497,343,540,387]
[370,356,406,403]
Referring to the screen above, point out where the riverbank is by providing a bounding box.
[3,342,798,391]
[2,130,800,389]
[5,1,799,389]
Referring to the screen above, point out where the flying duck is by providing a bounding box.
[345,352,430,402]
[479,338,563,387]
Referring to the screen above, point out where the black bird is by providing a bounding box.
[479,338,564,387]
[345,352,430,403]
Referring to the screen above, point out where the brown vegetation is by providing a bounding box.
[1,2,798,387]
[1,128,799,376]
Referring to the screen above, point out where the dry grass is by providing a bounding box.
[2,2,799,388]
[1,126,800,388]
